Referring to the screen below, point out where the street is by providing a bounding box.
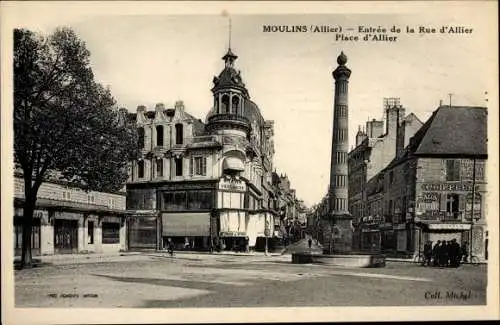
[14,253,487,307]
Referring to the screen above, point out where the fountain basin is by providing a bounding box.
[291,253,386,268]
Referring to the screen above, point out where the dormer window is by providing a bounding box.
[137,127,145,149]
[156,125,164,146]
[175,123,183,145]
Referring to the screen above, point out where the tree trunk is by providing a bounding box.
[20,172,41,269]
[20,200,35,269]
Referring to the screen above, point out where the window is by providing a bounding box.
[156,158,163,177]
[156,125,164,146]
[187,191,213,210]
[102,222,120,244]
[161,191,187,211]
[87,194,95,204]
[137,160,145,178]
[446,194,460,219]
[232,96,239,115]
[138,127,145,149]
[88,221,94,244]
[221,95,229,113]
[175,157,183,176]
[175,124,183,145]
[191,156,207,176]
[446,159,461,181]
[389,171,394,184]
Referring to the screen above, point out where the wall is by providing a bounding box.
[14,177,126,210]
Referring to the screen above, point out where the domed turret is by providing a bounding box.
[206,47,251,135]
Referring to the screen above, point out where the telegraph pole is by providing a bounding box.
[448,93,453,107]
[469,157,476,259]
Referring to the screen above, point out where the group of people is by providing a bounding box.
[422,239,469,267]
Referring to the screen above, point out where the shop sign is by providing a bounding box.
[220,231,246,237]
[219,179,246,192]
[421,183,478,192]
[465,193,481,220]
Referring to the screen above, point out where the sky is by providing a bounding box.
[2,1,498,207]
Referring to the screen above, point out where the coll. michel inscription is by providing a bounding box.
[425,290,473,301]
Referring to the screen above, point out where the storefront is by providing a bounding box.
[127,215,159,250]
[162,212,211,250]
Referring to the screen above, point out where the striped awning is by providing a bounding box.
[223,157,245,171]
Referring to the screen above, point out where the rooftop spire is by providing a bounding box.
[222,17,238,67]
[228,17,232,49]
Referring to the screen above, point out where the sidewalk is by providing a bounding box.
[14,250,286,266]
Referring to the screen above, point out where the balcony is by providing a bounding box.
[206,113,251,133]
[439,212,463,223]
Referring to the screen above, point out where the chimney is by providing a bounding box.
[155,103,165,112]
[175,100,185,112]
[386,104,405,136]
[366,118,384,138]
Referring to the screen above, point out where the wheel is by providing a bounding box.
[470,255,480,266]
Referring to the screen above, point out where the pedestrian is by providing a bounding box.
[461,242,469,263]
[448,239,457,267]
[308,238,312,249]
[423,240,432,266]
[167,238,175,257]
[440,241,449,267]
[432,240,441,267]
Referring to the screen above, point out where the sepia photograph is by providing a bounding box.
[1,1,499,323]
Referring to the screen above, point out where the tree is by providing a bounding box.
[14,27,138,268]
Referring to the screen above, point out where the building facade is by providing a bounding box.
[126,47,281,252]
[13,174,127,256]
[348,98,423,251]
[374,106,488,259]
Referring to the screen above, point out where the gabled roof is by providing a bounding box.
[415,106,487,156]
[385,105,487,170]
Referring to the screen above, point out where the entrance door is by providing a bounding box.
[54,219,78,254]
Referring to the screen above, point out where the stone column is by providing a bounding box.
[328,51,353,253]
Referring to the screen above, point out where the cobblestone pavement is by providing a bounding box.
[14,253,487,307]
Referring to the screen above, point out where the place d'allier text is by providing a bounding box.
[263,25,473,42]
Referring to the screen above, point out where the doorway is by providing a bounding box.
[54,219,78,254]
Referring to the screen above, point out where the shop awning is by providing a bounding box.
[427,223,471,231]
[223,157,245,171]
[162,213,210,237]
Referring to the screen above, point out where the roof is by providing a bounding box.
[415,106,486,156]
[185,112,207,135]
[385,105,487,170]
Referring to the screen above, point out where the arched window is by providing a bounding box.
[175,123,183,145]
[232,96,239,115]
[137,160,144,178]
[156,125,164,146]
[221,95,229,114]
[137,127,145,149]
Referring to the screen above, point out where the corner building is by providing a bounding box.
[126,48,278,252]
[380,106,488,259]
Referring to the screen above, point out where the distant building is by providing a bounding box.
[348,98,423,250]
[374,105,487,258]
[13,173,126,256]
[125,47,280,252]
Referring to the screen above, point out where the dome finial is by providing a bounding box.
[337,51,348,65]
